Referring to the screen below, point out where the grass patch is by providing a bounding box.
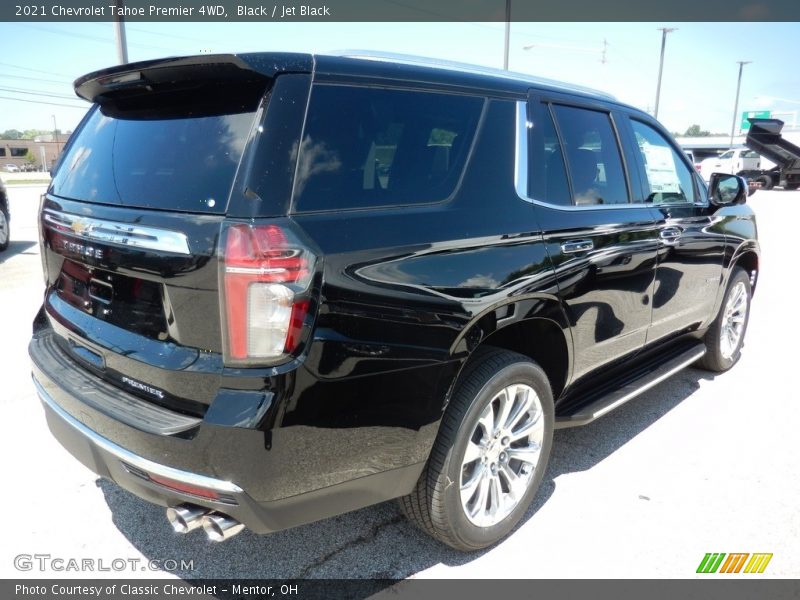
[4,179,51,186]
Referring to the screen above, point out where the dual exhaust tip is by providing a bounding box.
[166,504,244,542]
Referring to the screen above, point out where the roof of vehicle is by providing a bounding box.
[318,50,617,99]
[75,51,645,116]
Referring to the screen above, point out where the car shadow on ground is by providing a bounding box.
[0,240,37,264]
[98,367,716,583]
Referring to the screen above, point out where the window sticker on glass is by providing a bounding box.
[640,142,682,194]
[630,120,695,204]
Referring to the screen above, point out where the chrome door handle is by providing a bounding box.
[660,227,682,241]
[561,240,593,254]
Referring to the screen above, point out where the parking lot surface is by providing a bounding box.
[1,184,798,579]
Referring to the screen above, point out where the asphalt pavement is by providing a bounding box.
[1,184,797,580]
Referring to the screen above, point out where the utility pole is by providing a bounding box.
[51,114,59,170]
[654,27,677,119]
[114,0,129,64]
[51,114,59,152]
[730,61,751,150]
[503,0,511,70]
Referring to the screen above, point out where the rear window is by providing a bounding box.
[292,85,483,212]
[51,105,257,214]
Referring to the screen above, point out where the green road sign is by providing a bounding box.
[741,110,771,132]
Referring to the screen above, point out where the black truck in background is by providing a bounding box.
[742,118,800,190]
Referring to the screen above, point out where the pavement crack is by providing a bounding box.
[296,514,405,578]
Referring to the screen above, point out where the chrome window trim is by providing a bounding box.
[35,377,244,494]
[43,209,191,255]
[514,100,699,212]
[514,101,530,202]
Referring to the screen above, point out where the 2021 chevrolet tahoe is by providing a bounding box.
[30,52,759,550]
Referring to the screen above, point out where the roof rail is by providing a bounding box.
[327,50,616,101]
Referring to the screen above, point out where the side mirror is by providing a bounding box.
[708,173,747,207]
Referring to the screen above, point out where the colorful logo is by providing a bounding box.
[697,553,773,574]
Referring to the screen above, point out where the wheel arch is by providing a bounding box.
[733,248,759,294]
[445,296,573,408]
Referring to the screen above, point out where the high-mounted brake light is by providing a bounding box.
[222,223,316,363]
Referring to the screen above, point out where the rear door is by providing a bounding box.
[620,115,725,343]
[524,94,659,381]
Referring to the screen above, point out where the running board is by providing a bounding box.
[555,343,706,429]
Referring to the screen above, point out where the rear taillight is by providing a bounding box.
[221,223,317,365]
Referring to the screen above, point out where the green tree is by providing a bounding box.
[683,124,711,137]
[25,149,38,168]
[21,128,60,140]
[1,129,23,139]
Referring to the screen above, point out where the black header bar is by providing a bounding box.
[3,0,800,22]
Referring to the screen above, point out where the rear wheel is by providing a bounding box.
[399,348,554,550]
[785,183,799,191]
[698,267,751,372]
[754,174,773,190]
[0,205,9,251]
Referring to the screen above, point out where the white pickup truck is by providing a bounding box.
[697,148,761,182]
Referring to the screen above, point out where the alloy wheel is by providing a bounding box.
[720,281,747,359]
[459,383,544,527]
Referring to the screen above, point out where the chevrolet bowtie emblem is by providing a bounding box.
[70,219,94,236]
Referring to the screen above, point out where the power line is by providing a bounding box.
[0,95,87,109]
[0,86,78,101]
[21,23,182,54]
[0,62,74,80]
[0,72,76,86]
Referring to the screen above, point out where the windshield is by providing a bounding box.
[51,106,257,214]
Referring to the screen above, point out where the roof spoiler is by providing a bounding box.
[74,53,313,104]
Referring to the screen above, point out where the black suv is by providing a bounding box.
[30,53,759,550]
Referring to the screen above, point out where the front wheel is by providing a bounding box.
[399,348,554,550]
[698,267,752,372]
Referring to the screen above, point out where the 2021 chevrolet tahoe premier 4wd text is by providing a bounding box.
[29,52,759,550]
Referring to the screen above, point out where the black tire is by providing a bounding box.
[0,204,9,252]
[786,183,799,191]
[398,347,554,551]
[697,267,751,372]
[755,175,773,190]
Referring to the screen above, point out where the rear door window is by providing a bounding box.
[292,85,483,212]
[551,104,630,206]
[529,103,571,206]
[51,106,257,214]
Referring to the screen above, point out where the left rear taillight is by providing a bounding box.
[220,222,317,366]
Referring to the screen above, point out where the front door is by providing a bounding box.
[621,117,725,344]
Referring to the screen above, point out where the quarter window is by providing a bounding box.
[292,86,483,212]
[630,120,696,204]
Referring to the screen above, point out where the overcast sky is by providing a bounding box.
[0,21,798,135]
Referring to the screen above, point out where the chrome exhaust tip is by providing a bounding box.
[201,513,245,542]
[166,504,210,534]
